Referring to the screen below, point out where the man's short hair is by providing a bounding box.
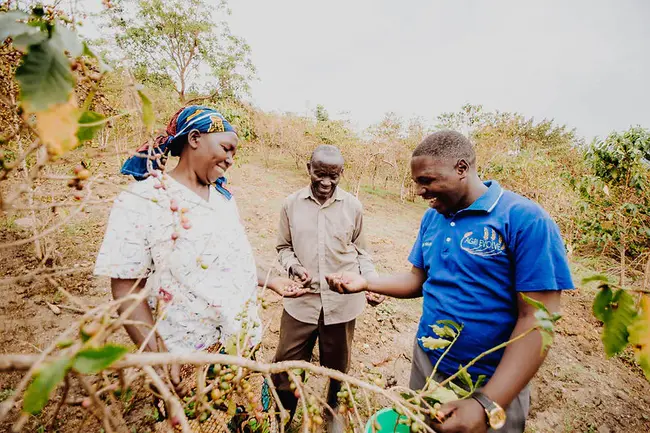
[412,130,476,165]
[310,144,344,164]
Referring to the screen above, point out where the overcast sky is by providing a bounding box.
[79,0,650,140]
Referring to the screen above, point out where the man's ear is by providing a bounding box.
[306,162,311,174]
[187,130,201,150]
[456,158,469,178]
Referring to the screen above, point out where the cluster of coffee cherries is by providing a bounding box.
[336,386,358,416]
[207,365,269,428]
[393,400,442,433]
[304,394,324,429]
[68,164,90,200]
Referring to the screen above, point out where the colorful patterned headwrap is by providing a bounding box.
[120,105,236,199]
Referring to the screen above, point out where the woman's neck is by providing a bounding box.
[169,160,210,201]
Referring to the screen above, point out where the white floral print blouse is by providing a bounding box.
[94,172,262,354]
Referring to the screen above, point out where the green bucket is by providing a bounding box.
[365,408,411,433]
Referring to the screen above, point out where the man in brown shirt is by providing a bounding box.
[272,145,383,429]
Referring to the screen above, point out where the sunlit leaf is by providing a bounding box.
[23,357,72,414]
[72,344,128,374]
[32,98,79,158]
[436,319,462,332]
[596,289,637,357]
[138,89,154,133]
[0,11,46,51]
[430,325,456,339]
[582,274,611,285]
[448,381,470,398]
[520,293,549,314]
[17,38,75,112]
[424,381,458,404]
[50,22,84,58]
[420,337,451,351]
[628,294,650,380]
[474,375,486,390]
[77,111,106,142]
[457,365,473,390]
[540,330,554,353]
[534,309,555,333]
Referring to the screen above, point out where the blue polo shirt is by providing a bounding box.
[408,180,574,379]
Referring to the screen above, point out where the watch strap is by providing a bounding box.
[471,391,497,412]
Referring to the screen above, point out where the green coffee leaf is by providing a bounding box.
[0,11,46,51]
[430,324,456,339]
[594,288,637,357]
[16,38,75,112]
[0,11,29,39]
[448,381,470,398]
[474,375,486,391]
[23,357,72,414]
[77,111,106,142]
[593,284,613,321]
[50,22,84,57]
[420,336,451,350]
[581,274,611,285]
[72,344,128,374]
[534,309,555,333]
[138,89,154,133]
[520,293,549,314]
[628,295,650,380]
[457,366,473,390]
[425,383,458,404]
[540,330,554,353]
[436,319,462,331]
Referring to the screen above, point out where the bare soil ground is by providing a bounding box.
[1,150,649,433]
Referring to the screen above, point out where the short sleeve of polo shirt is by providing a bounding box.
[408,210,433,270]
[512,215,574,292]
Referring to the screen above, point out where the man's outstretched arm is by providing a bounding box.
[327,265,426,299]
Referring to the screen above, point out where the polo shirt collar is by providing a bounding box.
[302,186,343,204]
[464,180,503,213]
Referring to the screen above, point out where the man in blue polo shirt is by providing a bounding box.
[327,130,573,433]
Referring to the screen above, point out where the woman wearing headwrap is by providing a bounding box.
[94,106,305,428]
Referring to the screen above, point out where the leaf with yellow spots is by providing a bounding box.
[483,227,489,240]
[628,294,650,380]
[30,97,79,158]
[420,336,451,350]
[491,229,496,241]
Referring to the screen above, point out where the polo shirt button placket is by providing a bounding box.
[442,218,454,255]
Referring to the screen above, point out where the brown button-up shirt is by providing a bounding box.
[276,186,378,325]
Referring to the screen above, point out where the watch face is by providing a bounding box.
[488,408,507,430]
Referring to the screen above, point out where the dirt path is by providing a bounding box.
[1,153,649,432]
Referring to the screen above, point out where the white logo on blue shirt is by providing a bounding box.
[460,227,506,257]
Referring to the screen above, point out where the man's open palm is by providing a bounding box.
[326,272,368,294]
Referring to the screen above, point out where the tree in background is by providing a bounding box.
[106,0,255,102]
[575,127,650,268]
[314,104,329,122]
